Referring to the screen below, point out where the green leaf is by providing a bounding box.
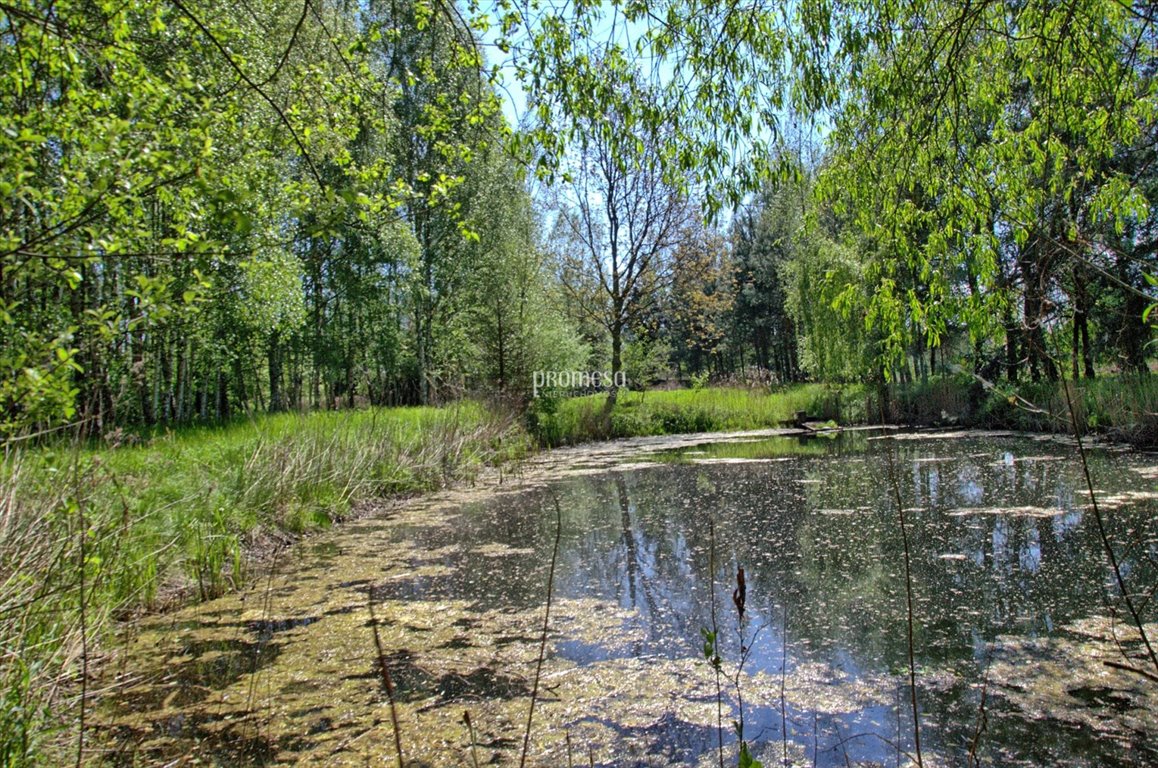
[700,627,716,661]
[738,740,762,768]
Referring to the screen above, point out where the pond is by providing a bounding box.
[95,429,1158,766]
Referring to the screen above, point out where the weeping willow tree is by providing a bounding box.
[478,0,1156,381]
[815,0,1158,380]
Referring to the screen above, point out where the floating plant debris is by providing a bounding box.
[95,431,1158,766]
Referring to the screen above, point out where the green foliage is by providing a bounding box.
[730,174,805,382]
[0,655,42,765]
[1144,273,1157,329]
[622,338,674,390]
[1,0,392,433]
[975,374,1158,446]
[0,0,594,437]
[670,223,736,375]
[490,0,1158,387]
[701,627,721,668]
[490,0,794,213]
[5,0,1153,439]
[816,0,1157,380]
[0,321,82,436]
[534,374,1158,447]
[737,740,763,768]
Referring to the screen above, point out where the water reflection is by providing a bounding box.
[380,433,1157,765]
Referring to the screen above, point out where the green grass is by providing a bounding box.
[0,401,530,764]
[89,403,530,599]
[530,375,1158,447]
[529,383,872,445]
[973,373,1158,445]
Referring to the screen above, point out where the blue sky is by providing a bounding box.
[468,0,832,218]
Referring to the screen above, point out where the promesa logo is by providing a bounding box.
[532,370,627,398]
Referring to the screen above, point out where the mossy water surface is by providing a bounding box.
[93,430,1158,766]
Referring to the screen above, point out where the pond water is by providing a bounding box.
[96,430,1158,766]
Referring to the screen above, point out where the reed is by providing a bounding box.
[535,375,1158,448]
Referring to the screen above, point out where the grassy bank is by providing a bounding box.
[0,401,529,764]
[970,374,1158,445]
[529,383,873,445]
[529,374,1158,447]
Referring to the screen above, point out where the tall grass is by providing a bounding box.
[0,401,529,765]
[975,374,1158,445]
[530,384,871,445]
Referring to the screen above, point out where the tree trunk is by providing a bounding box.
[1117,254,1149,373]
[215,369,228,420]
[417,310,430,405]
[1080,314,1095,380]
[1005,318,1020,383]
[176,336,189,422]
[269,330,283,411]
[1019,243,1057,382]
[497,305,506,391]
[1071,314,1081,380]
[611,323,623,381]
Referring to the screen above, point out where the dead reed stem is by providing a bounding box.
[967,646,990,768]
[708,516,724,768]
[74,479,87,768]
[464,710,481,768]
[368,594,404,768]
[519,492,563,768]
[781,602,789,768]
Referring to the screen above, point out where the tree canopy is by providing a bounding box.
[1,0,1155,438]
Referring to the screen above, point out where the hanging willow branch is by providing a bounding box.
[166,0,324,185]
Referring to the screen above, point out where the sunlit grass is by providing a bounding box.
[0,401,530,763]
[530,384,871,445]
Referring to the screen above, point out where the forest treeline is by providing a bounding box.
[2,0,1155,440]
[1,0,584,436]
